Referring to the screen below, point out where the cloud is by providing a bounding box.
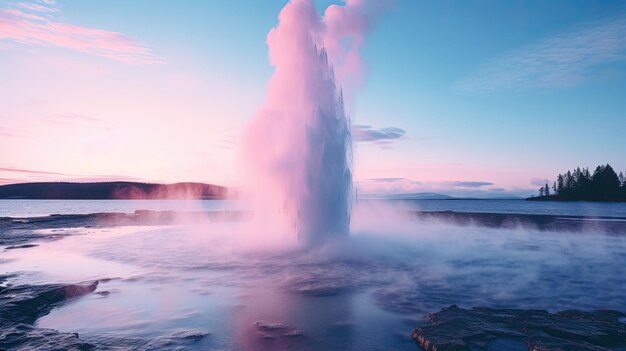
[455,15,626,93]
[0,127,22,138]
[357,177,530,198]
[352,124,406,144]
[530,177,550,187]
[17,2,58,13]
[47,113,101,125]
[0,1,162,64]
[367,177,408,182]
[0,166,147,185]
[0,166,68,176]
[443,181,494,188]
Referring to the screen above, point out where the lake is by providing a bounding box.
[1,199,625,350]
[2,199,625,218]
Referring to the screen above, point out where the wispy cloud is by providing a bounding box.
[17,2,58,13]
[0,1,162,64]
[47,112,101,125]
[455,16,626,93]
[0,127,22,138]
[367,177,409,183]
[0,166,147,185]
[443,181,493,188]
[0,166,68,176]
[357,177,526,198]
[530,177,550,187]
[352,124,406,145]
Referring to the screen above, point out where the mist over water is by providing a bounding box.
[4,201,625,350]
[242,0,381,243]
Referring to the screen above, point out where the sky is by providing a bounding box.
[1,0,625,197]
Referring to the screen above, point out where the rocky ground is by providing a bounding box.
[412,305,626,351]
[0,274,209,350]
[0,274,98,350]
[412,211,626,234]
[0,210,244,247]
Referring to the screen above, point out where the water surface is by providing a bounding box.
[1,202,625,350]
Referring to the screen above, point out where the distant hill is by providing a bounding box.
[385,192,457,200]
[369,192,523,200]
[0,182,228,200]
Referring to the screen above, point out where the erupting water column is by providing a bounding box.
[294,47,352,242]
[243,0,379,244]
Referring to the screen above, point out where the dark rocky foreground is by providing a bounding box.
[0,274,98,350]
[413,211,626,234]
[412,305,626,351]
[0,275,209,350]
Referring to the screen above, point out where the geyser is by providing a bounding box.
[243,0,379,244]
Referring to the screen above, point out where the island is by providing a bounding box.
[528,164,626,202]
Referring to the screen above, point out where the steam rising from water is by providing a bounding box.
[242,0,380,244]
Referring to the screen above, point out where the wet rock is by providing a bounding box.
[0,275,98,350]
[4,244,38,250]
[0,210,245,247]
[254,320,305,340]
[0,323,95,351]
[283,330,304,337]
[412,211,626,234]
[412,305,626,351]
[0,279,98,325]
[254,320,288,330]
[143,329,209,349]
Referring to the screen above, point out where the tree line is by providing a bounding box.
[535,164,626,202]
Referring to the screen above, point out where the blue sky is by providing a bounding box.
[1,0,625,197]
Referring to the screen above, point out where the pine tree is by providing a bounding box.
[536,164,626,202]
[557,174,564,193]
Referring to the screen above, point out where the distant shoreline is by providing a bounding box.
[527,195,626,203]
[0,181,228,200]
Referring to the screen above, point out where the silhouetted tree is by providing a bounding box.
[535,164,625,202]
[621,171,626,201]
[592,164,620,201]
[565,170,573,193]
[557,174,564,194]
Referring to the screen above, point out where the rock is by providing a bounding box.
[254,320,288,330]
[283,330,304,337]
[0,275,99,350]
[4,244,38,250]
[412,305,626,351]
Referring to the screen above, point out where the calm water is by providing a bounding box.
[394,199,626,218]
[1,199,626,218]
[1,200,626,350]
[0,199,239,218]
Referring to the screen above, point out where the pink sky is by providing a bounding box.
[0,0,571,197]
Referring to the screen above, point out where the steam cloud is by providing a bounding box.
[242,0,383,244]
